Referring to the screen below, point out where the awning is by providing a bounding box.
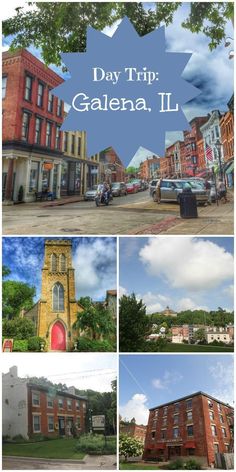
[225,162,234,175]
[156,444,165,449]
[185,441,196,448]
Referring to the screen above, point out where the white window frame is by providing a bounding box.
[47,415,54,432]
[32,391,40,407]
[33,414,41,433]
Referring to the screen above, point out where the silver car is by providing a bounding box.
[152,179,208,204]
[84,185,98,201]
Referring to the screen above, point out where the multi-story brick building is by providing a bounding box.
[139,157,160,180]
[143,391,234,467]
[159,156,172,177]
[120,421,147,443]
[183,117,208,176]
[2,49,64,203]
[2,366,87,439]
[220,101,234,187]
[99,148,125,183]
[165,141,185,177]
[200,110,225,176]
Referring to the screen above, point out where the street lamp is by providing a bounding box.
[229,50,234,60]
[214,139,223,180]
[225,36,234,48]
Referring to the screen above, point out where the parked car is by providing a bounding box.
[111,182,127,197]
[84,185,98,201]
[126,183,137,194]
[149,179,159,198]
[131,179,142,191]
[152,179,208,204]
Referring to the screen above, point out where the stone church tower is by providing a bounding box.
[27,239,83,351]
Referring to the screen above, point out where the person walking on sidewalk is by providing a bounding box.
[217,178,229,203]
[154,178,162,204]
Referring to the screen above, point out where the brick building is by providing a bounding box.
[183,117,208,176]
[99,148,125,183]
[200,110,224,175]
[2,366,87,439]
[139,157,160,180]
[159,156,172,177]
[2,49,64,203]
[143,391,234,467]
[23,239,83,351]
[220,104,234,187]
[120,421,147,443]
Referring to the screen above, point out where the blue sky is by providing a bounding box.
[2,2,234,166]
[119,237,234,313]
[3,237,117,301]
[119,354,234,424]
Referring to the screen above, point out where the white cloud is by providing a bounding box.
[208,359,234,406]
[73,238,116,300]
[119,286,127,298]
[152,370,183,390]
[223,284,234,298]
[176,297,209,312]
[137,291,169,315]
[139,237,234,292]
[120,393,149,425]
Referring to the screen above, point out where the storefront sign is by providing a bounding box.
[43,162,53,170]
[2,339,14,352]
[92,415,105,430]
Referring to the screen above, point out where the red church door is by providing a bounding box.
[51,321,66,351]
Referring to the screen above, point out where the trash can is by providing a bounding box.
[179,188,198,218]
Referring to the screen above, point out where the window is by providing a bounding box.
[55,125,61,150]
[71,135,75,154]
[37,83,44,107]
[220,415,224,424]
[173,427,179,438]
[83,402,86,410]
[76,401,80,410]
[22,112,30,141]
[211,425,217,436]
[187,411,193,421]
[2,76,7,99]
[52,282,64,311]
[29,161,39,192]
[214,443,219,453]
[57,98,62,116]
[224,444,230,453]
[58,397,64,409]
[60,254,66,272]
[217,403,222,412]
[221,428,227,438]
[154,410,158,418]
[209,411,214,421]
[174,403,179,412]
[48,90,53,112]
[33,415,41,432]
[78,137,81,155]
[208,400,214,409]
[24,75,33,101]
[162,417,167,426]
[32,392,40,406]
[67,399,72,410]
[48,415,54,432]
[173,415,179,425]
[187,425,194,437]
[151,431,155,439]
[47,396,53,408]
[77,417,81,429]
[51,254,57,272]
[64,132,68,152]
[186,399,192,410]
[152,419,157,428]
[215,126,219,138]
[163,407,168,416]
[35,117,42,145]
[46,122,52,147]
[161,430,166,439]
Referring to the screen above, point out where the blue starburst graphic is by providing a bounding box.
[52,17,200,166]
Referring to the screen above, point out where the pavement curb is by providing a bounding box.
[2,456,86,464]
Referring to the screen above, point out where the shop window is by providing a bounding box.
[2,76,7,99]
[33,415,41,432]
[48,415,54,432]
[22,112,30,141]
[52,283,64,311]
[37,83,44,107]
[29,161,39,192]
[24,75,33,101]
[48,90,54,112]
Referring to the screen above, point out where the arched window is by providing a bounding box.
[51,254,57,272]
[52,283,64,311]
[60,254,66,272]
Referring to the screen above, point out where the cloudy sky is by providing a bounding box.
[2,2,233,167]
[2,353,116,392]
[119,354,234,424]
[119,236,234,313]
[3,237,117,301]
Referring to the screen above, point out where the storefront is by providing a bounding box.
[224,160,234,188]
[61,157,99,196]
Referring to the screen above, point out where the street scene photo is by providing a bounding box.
[119,236,234,353]
[2,353,117,470]
[119,354,234,470]
[2,2,234,235]
[2,237,117,352]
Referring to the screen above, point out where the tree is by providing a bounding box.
[125,166,139,175]
[3,265,11,278]
[119,293,150,352]
[2,317,35,340]
[193,328,206,344]
[74,296,115,340]
[2,267,36,319]
[2,2,233,66]
[119,434,143,462]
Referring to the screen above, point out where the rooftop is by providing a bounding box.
[149,391,234,411]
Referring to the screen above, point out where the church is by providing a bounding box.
[24,240,83,351]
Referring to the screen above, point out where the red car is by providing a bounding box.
[126,183,136,193]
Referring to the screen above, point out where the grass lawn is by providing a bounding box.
[2,438,85,460]
[120,463,159,470]
[160,344,234,353]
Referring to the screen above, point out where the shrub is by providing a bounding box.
[28,336,45,352]
[167,458,185,469]
[76,434,116,455]
[184,459,202,470]
[12,434,27,443]
[13,340,28,352]
[77,337,114,352]
[2,318,35,340]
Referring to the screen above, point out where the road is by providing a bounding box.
[3,189,233,235]
[3,455,117,470]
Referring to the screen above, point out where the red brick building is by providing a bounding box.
[139,157,160,181]
[143,391,233,467]
[183,117,208,176]
[2,366,87,439]
[2,49,64,202]
[120,421,147,443]
[220,109,234,187]
[99,148,125,183]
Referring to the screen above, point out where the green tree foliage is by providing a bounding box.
[2,266,36,319]
[75,296,115,340]
[2,317,35,339]
[119,434,144,462]
[119,293,150,352]
[150,309,234,328]
[193,328,206,343]
[125,166,139,175]
[3,265,11,278]
[2,2,233,66]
